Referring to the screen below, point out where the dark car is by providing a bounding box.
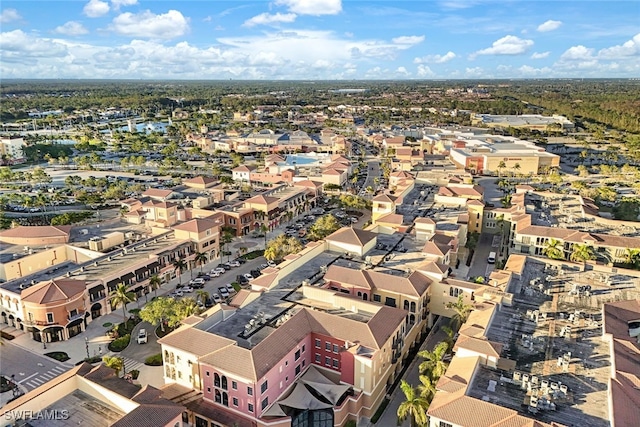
[235,258,247,264]
[237,275,249,285]
[250,269,261,278]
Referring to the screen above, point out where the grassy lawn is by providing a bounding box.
[44,352,70,362]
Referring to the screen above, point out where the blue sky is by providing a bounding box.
[1,0,638,79]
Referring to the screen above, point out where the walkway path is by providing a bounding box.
[374,317,448,426]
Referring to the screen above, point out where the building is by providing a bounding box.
[0,363,184,427]
[0,225,72,246]
[172,217,222,262]
[471,113,574,131]
[0,136,26,164]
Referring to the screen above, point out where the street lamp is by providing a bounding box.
[42,332,47,350]
[85,337,90,359]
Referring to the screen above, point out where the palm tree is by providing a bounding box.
[570,243,595,263]
[149,275,161,298]
[194,252,208,274]
[196,290,210,305]
[397,380,429,427]
[623,248,640,268]
[259,223,269,249]
[418,341,449,380]
[441,325,456,352]
[543,238,565,260]
[109,283,135,321]
[172,257,187,286]
[416,374,436,404]
[513,162,521,177]
[497,160,506,178]
[446,295,473,330]
[103,356,124,377]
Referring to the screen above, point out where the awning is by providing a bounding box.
[91,303,102,310]
[276,383,332,410]
[90,284,105,292]
[133,286,143,293]
[106,279,119,287]
[121,272,135,282]
[135,267,147,275]
[148,261,160,270]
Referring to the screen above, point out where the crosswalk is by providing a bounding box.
[121,356,145,374]
[19,366,69,391]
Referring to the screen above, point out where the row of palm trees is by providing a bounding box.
[542,239,596,263]
[397,296,473,427]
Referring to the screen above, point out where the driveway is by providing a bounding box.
[467,232,497,280]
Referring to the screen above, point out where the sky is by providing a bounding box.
[1,0,639,80]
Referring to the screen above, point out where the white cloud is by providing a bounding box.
[54,21,89,36]
[83,0,110,18]
[111,0,137,8]
[243,13,297,27]
[465,67,486,77]
[275,0,342,16]
[531,51,550,59]
[0,8,21,23]
[396,66,410,76]
[392,35,425,45]
[560,45,595,60]
[598,33,640,59]
[518,65,553,76]
[416,65,434,77]
[537,20,562,32]
[0,30,69,63]
[473,35,533,57]
[414,51,456,64]
[110,10,190,39]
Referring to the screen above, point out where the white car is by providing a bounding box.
[225,284,235,294]
[209,270,221,277]
[218,287,230,298]
[181,286,194,293]
[227,260,240,268]
[212,293,222,304]
[191,278,205,286]
[169,289,183,298]
[243,273,254,281]
[137,329,148,344]
[267,260,276,267]
[212,267,226,275]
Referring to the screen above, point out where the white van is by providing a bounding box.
[487,252,496,264]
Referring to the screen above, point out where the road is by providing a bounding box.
[360,159,380,198]
[467,232,498,280]
[0,343,72,395]
[119,321,161,374]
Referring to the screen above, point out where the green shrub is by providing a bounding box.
[370,398,389,424]
[241,250,264,260]
[129,369,140,380]
[44,352,70,362]
[145,353,163,366]
[109,334,130,352]
[344,421,357,427]
[76,356,102,366]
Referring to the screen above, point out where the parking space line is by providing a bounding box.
[17,372,39,384]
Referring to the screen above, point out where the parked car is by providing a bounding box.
[216,263,228,271]
[181,286,194,293]
[190,278,205,286]
[212,267,226,275]
[225,284,235,294]
[237,275,249,285]
[250,270,261,278]
[169,289,183,298]
[227,260,240,268]
[211,293,222,304]
[218,287,230,298]
[236,258,247,264]
[137,329,148,344]
[267,260,276,268]
[259,263,268,270]
[243,273,254,281]
[197,273,211,281]
[209,269,221,277]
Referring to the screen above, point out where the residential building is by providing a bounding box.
[172,217,222,261]
[0,136,26,164]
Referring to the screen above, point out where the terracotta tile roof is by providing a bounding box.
[185,398,255,427]
[429,394,519,427]
[250,271,279,289]
[0,225,71,239]
[453,335,502,357]
[325,227,377,247]
[21,279,86,304]
[229,289,255,308]
[422,241,449,257]
[416,260,449,275]
[199,341,257,380]
[244,195,280,205]
[609,372,640,427]
[293,179,323,189]
[172,217,221,233]
[467,199,485,206]
[142,188,174,198]
[438,185,483,198]
[183,176,217,186]
[414,217,435,224]
[322,168,342,175]
[372,193,397,203]
[142,199,178,209]
[368,270,431,297]
[390,171,414,178]
[159,326,236,356]
[232,165,255,172]
[110,402,184,427]
[324,265,372,289]
[375,213,404,225]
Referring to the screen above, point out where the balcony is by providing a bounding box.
[23,319,59,327]
[67,310,86,323]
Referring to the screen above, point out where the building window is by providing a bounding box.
[315,353,321,363]
[325,356,331,366]
[214,373,220,388]
[261,380,268,394]
[333,344,339,353]
[207,387,211,393]
[439,422,453,427]
[46,313,54,323]
[295,364,301,375]
[261,397,269,410]
[232,381,237,390]
[206,371,210,377]
[373,294,381,302]
[248,403,254,413]
[247,386,253,396]
[302,344,305,353]
[333,359,339,368]
[233,397,238,406]
[325,342,331,351]
[295,349,301,361]
[315,338,321,348]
